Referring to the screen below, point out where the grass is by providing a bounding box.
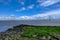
[1,25,60,40]
[23,26,60,37]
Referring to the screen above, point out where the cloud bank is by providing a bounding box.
[40,0,60,7]
[0,0,60,20]
[17,9,60,20]
[0,9,60,20]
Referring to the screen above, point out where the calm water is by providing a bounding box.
[0,20,60,32]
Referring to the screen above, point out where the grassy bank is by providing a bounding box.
[0,25,60,40]
[23,26,60,36]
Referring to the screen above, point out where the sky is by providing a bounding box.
[0,0,60,20]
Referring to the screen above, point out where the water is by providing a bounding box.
[0,20,60,32]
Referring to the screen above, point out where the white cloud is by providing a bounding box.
[20,7,26,11]
[16,4,35,12]
[34,10,60,17]
[16,7,26,12]
[0,14,17,20]
[17,16,31,20]
[0,9,60,20]
[16,0,25,5]
[40,0,60,7]
[17,9,60,20]
[27,4,35,9]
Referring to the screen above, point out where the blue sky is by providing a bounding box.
[0,0,60,20]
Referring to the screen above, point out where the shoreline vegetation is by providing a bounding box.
[0,24,60,40]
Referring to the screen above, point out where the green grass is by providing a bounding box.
[1,25,60,40]
[23,26,60,37]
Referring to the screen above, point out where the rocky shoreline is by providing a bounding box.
[0,24,60,40]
